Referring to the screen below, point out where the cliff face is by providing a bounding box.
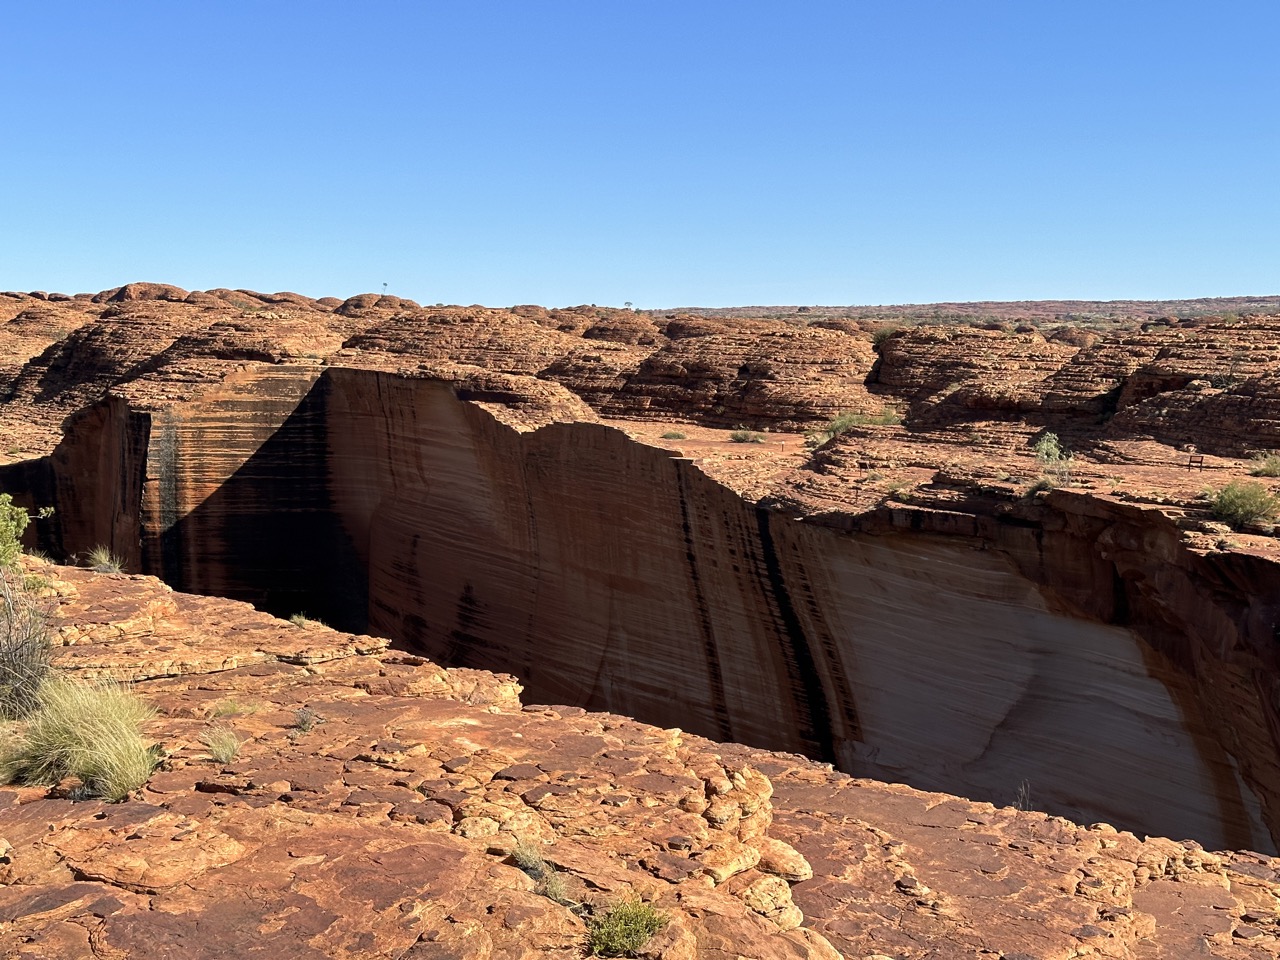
[34,363,1279,854]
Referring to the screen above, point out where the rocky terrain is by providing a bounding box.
[5,283,1280,957]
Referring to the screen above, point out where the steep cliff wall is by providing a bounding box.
[37,364,1280,853]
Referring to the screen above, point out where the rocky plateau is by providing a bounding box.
[4,283,1280,957]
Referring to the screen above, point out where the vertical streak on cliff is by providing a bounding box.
[754,507,839,766]
[153,409,182,584]
[674,463,733,742]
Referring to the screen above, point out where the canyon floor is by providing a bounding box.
[4,285,1280,957]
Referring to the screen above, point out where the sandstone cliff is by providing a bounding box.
[5,560,1280,958]
[7,286,1280,957]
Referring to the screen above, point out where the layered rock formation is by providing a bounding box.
[6,560,1280,959]
[6,286,1280,955]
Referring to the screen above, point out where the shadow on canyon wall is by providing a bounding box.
[5,367,1277,854]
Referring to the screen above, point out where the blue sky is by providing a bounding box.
[3,2,1277,308]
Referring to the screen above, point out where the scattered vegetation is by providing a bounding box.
[586,897,668,957]
[1249,452,1280,478]
[0,568,53,720]
[0,677,158,801]
[513,839,571,904]
[0,494,32,569]
[659,430,687,440]
[1032,431,1073,486]
[291,706,322,732]
[289,613,325,628]
[807,407,903,447]
[86,545,124,574]
[199,724,241,764]
[1013,779,1033,812]
[209,697,257,718]
[1210,480,1280,530]
[728,429,765,443]
[871,325,901,348]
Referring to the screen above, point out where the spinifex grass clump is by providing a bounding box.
[1,677,158,801]
[0,568,52,720]
[86,545,123,573]
[199,724,241,763]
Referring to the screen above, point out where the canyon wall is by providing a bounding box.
[29,364,1279,853]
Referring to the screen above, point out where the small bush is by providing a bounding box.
[728,430,764,443]
[586,898,668,957]
[0,569,53,719]
[660,431,687,440]
[871,325,900,348]
[200,724,241,763]
[291,706,322,732]
[289,613,325,628]
[86,545,123,574]
[1210,480,1280,530]
[808,407,903,447]
[0,494,31,569]
[1032,432,1073,484]
[1,677,157,801]
[1250,453,1280,477]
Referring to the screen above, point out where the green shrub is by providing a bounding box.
[807,407,903,447]
[1,677,157,801]
[728,430,764,443]
[86,545,123,574]
[1032,432,1073,484]
[1210,480,1280,530]
[0,569,53,720]
[660,430,687,440]
[289,613,325,628]
[586,898,668,957]
[1249,453,1280,477]
[199,724,241,764]
[871,325,900,348]
[0,494,31,569]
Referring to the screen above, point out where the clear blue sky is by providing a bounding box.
[3,2,1277,308]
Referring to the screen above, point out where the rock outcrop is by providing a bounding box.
[5,561,1280,958]
[8,285,1280,956]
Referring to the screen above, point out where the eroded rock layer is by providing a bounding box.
[18,362,1277,855]
[6,285,1280,870]
[6,561,1280,959]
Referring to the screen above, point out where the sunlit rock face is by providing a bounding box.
[32,366,1280,853]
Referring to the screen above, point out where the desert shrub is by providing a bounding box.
[586,897,668,957]
[0,494,31,569]
[1,677,157,801]
[289,613,325,628]
[1032,432,1073,484]
[291,706,322,732]
[199,724,241,763]
[1210,480,1280,530]
[871,325,900,348]
[660,431,687,440]
[86,545,123,574]
[0,568,53,719]
[807,407,903,447]
[513,839,571,904]
[1249,453,1280,477]
[728,430,764,443]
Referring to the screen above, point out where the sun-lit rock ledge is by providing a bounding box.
[5,561,1280,959]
